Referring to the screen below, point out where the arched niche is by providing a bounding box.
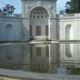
[5,24,14,41]
[65,25,72,40]
[29,7,49,40]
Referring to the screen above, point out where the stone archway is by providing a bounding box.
[29,7,49,40]
[22,2,57,41]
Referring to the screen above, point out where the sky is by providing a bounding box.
[0,0,70,14]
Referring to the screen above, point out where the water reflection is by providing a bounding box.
[0,43,80,75]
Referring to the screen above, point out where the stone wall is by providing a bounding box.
[1,1,80,41]
[58,13,80,40]
[0,17,22,41]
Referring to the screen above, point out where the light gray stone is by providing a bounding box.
[0,0,80,41]
[0,69,80,80]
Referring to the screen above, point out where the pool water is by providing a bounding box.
[0,43,80,75]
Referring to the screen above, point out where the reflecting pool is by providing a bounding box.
[0,43,80,75]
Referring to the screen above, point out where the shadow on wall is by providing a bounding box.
[22,21,30,41]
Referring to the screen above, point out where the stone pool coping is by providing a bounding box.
[1,41,80,46]
[0,69,80,80]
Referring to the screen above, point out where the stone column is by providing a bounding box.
[49,18,57,40]
[22,18,30,40]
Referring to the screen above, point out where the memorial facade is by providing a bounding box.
[0,0,80,41]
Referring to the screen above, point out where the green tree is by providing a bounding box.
[0,4,15,15]
[0,8,2,12]
[60,0,80,14]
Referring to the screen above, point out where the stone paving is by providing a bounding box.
[0,77,20,80]
[0,69,80,80]
[0,77,44,80]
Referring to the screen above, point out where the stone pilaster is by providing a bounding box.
[22,18,30,40]
[49,18,57,40]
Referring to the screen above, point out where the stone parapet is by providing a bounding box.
[0,12,21,18]
[58,13,80,19]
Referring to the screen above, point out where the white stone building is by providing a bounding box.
[0,0,80,41]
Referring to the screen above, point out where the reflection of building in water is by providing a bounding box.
[0,44,80,74]
[0,44,51,73]
[22,44,30,71]
[0,44,30,71]
[48,44,58,74]
[60,44,80,69]
[0,45,23,64]
[30,44,49,73]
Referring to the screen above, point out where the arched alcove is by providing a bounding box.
[65,25,72,40]
[5,24,14,41]
[29,7,49,40]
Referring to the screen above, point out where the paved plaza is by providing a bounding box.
[0,69,80,80]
